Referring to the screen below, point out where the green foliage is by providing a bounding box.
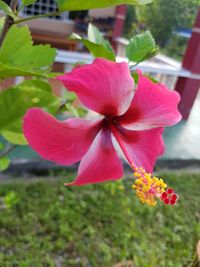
[0,80,60,145]
[1,128,27,145]
[0,25,56,79]
[126,31,158,62]
[56,0,153,12]
[57,91,87,117]
[0,17,5,34]
[64,102,87,118]
[4,191,19,208]
[70,23,115,61]
[0,0,17,19]
[0,142,4,151]
[87,23,115,58]
[144,74,158,83]
[161,35,188,61]
[0,156,10,171]
[135,0,198,47]
[124,5,137,38]
[0,172,199,266]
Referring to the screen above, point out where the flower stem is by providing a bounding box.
[0,144,17,159]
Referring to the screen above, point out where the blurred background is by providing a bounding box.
[0,1,200,266]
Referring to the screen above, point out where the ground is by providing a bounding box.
[0,171,199,267]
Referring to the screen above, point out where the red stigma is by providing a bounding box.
[172,194,177,200]
[167,188,174,194]
[161,192,167,199]
[160,188,178,206]
[170,199,176,206]
[164,198,170,204]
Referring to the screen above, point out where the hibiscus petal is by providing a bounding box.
[23,108,102,165]
[117,70,182,130]
[113,125,164,173]
[67,128,124,186]
[57,58,134,116]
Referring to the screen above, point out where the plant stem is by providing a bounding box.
[0,144,17,159]
[129,58,146,70]
[129,49,159,70]
[0,0,18,46]
[14,11,62,24]
[56,100,68,114]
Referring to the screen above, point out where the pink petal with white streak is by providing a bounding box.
[67,128,124,186]
[23,108,102,165]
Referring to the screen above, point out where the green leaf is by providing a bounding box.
[0,0,17,19]
[131,72,139,84]
[70,24,115,61]
[126,31,158,63]
[4,191,19,208]
[0,80,60,144]
[88,23,115,57]
[71,35,115,61]
[87,23,113,53]
[56,0,153,11]
[65,103,79,117]
[0,17,5,34]
[0,25,56,79]
[1,129,27,145]
[1,120,27,145]
[0,142,4,151]
[21,0,37,7]
[144,74,158,83]
[0,156,10,171]
[64,91,77,102]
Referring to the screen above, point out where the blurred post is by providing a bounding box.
[191,240,200,267]
[174,9,200,120]
[112,5,127,50]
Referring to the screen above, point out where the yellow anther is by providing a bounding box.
[132,167,167,206]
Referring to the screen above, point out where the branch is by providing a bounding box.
[0,0,18,46]
[14,10,62,24]
[0,144,17,159]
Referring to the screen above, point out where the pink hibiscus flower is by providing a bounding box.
[23,58,181,206]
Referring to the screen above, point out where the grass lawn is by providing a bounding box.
[0,171,199,267]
